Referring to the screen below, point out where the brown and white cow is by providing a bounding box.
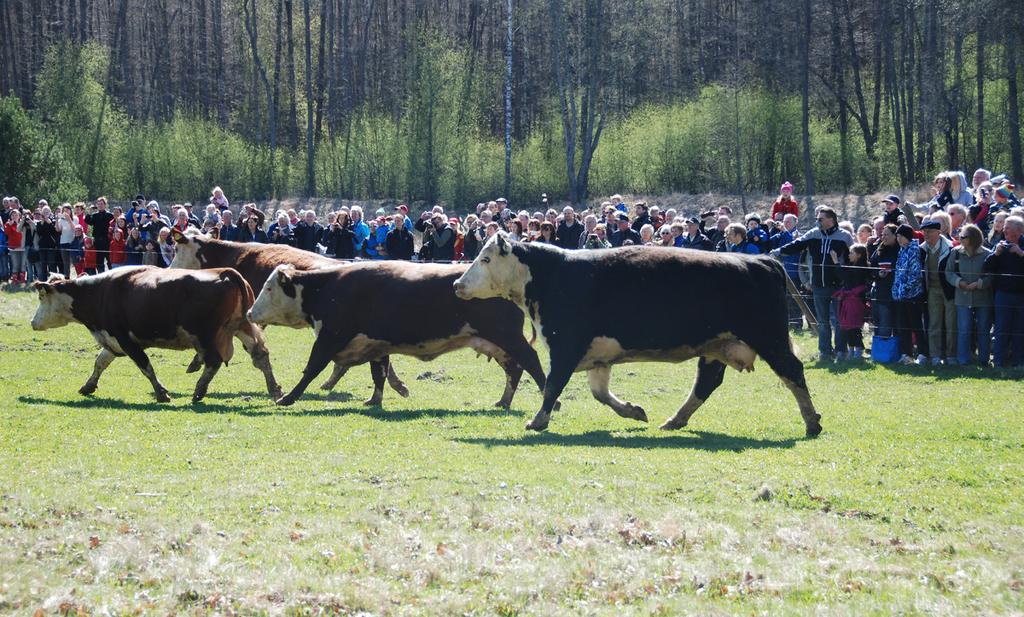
[169,229,409,400]
[248,261,548,409]
[31,267,282,403]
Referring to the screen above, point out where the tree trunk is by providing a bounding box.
[1009,30,1023,183]
[975,11,984,166]
[303,0,315,196]
[286,0,299,149]
[212,0,228,125]
[243,0,277,196]
[800,0,815,206]
[504,0,513,200]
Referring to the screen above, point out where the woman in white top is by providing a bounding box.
[56,204,77,277]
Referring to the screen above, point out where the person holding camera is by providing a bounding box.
[56,204,77,277]
[266,213,295,247]
[385,212,414,260]
[983,215,1024,367]
[85,197,114,272]
[421,213,455,262]
[32,202,60,280]
[4,209,27,286]
[323,210,355,258]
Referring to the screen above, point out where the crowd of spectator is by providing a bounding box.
[2,169,1022,368]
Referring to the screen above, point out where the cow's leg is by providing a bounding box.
[79,348,116,396]
[186,353,203,374]
[660,357,726,430]
[277,337,345,406]
[319,361,349,391]
[117,337,171,403]
[495,360,523,409]
[191,357,223,403]
[527,348,581,431]
[385,360,409,397]
[364,359,388,406]
[758,345,823,437]
[587,366,648,423]
[236,324,283,400]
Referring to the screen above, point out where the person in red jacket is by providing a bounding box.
[4,209,27,285]
[82,236,98,275]
[771,181,799,221]
[109,228,127,267]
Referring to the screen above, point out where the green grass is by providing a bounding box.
[1,290,1022,615]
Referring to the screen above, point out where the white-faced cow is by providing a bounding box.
[248,261,548,408]
[170,229,409,400]
[452,233,822,436]
[31,267,282,403]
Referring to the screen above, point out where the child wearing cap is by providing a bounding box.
[771,182,799,220]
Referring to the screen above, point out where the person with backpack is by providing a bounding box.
[944,224,993,366]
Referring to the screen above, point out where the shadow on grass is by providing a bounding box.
[455,428,803,451]
[18,394,510,422]
[806,360,1024,380]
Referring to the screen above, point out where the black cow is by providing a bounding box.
[453,233,822,436]
[248,261,548,409]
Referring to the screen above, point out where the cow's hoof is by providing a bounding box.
[318,381,336,391]
[659,419,687,431]
[78,384,97,396]
[269,387,284,400]
[392,384,411,398]
[628,405,648,423]
[185,359,202,374]
[495,400,512,410]
[805,423,823,437]
[155,391,172,403]
[191,395,205,404]
[362,398,382,407]
[552,400,562,412]
[525,420,549,432]
[276,395,296,406]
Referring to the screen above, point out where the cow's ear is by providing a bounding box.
[171,229,188,244]
[34,281,53,296]
[276,268,292,286]
[496,233,509,256]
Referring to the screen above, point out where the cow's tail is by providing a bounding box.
[216,268,256,364]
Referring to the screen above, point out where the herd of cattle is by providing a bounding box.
[29,229,823,436]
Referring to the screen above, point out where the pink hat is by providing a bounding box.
[781,181,794,192]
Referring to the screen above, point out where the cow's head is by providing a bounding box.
[169,228,207,270]
[453,232,530,303]
[248,264,307,328]
[31,275,76,330]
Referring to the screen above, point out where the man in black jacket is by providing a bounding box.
[773,206,854,362]
[984,215,1024,367]
[555,206,584,250]
[85,196,115,272]
[385,213,415,260]
[609,212,642,247]
[678,217,713,250]
[630,202,651,232]
[293,211,324,252]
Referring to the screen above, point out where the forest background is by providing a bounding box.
[0,0,1021,212]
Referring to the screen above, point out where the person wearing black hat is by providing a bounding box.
[892,224,929,364]
[881,195,903,226]
[678,217,713,251]
[609,212,641,247]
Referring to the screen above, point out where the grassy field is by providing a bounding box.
[0,289,1022,616]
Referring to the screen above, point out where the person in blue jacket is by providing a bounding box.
[719,223,759,255]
